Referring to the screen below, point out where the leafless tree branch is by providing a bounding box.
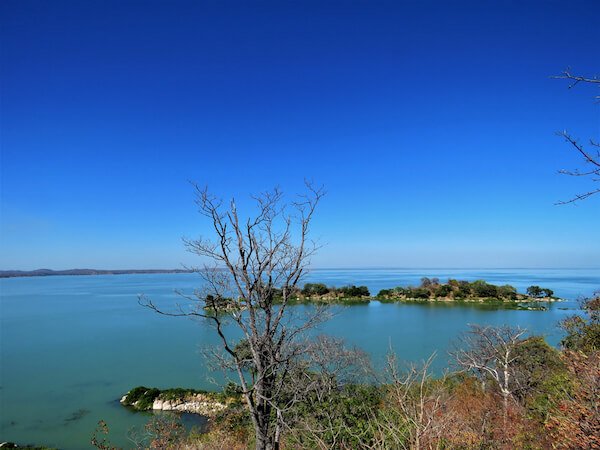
[554,68,600,204]
[139,182,326,450]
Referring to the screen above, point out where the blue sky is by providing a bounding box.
[1,0,599,270]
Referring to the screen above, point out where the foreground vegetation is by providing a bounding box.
[94,293,599,449]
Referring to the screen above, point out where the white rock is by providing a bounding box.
[152,399,163,410]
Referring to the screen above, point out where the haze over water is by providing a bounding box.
[1,268,598,449]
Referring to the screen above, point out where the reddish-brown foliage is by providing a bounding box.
[433,378,549,449]
[546,351,600,449]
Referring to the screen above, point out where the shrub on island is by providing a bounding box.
[527,285,555,298]
[290,283,371,303]
[122,386,161,410]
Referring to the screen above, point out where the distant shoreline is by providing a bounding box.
[0,268,193,279]
[2,267,598,279]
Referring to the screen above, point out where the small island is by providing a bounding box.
[376,278,557,305]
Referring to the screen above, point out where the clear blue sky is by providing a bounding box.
[1,0,599,270]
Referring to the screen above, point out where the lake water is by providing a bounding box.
[1,268,598,449]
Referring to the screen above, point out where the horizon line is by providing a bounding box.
[2,266,600,272]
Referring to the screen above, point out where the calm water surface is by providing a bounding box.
[1,269,598,448]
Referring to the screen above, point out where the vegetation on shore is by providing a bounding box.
[96,293,599,449]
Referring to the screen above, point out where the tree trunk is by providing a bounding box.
[502,391,509,428]
[273,409,282,450]
[255,433,267,450]
[254,411,272,450]
[254,375,275,450]
[503,353,510,427]
[255,416,273,450]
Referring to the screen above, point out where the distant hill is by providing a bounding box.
[0,268,193,278]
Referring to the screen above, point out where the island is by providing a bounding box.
[201,278,558,311]
[375,278,557,305]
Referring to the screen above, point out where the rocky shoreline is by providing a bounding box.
[120,386,236,417]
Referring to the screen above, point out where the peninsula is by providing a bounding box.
[120,386,240,417]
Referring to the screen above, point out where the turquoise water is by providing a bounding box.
[1,269,598,449]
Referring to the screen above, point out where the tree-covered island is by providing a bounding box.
[376,278,556,304]
[202,283,373,310]
[202,278,558,312]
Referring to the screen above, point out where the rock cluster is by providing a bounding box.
[152,394,228,416]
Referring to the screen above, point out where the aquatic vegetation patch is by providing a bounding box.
[64,408,90,424]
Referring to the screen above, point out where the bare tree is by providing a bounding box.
[140,182,325,450]
[374,352,452,450]
[553,68,600,204]
[451,325,527,423]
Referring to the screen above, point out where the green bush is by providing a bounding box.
[339,285,370,297]
[497,284,518,299]
[457,281,472,297]
[407,287,430,299]
[526,285,543,297]
[435,284,453,297]
[124,386,161,410]
[560,295,600,353]
[302,283,330,296]
[377,289,392,298]
[223,382,243,397]
[290,384,382,448]
[470,280,498,298]
[511,337,570,420]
